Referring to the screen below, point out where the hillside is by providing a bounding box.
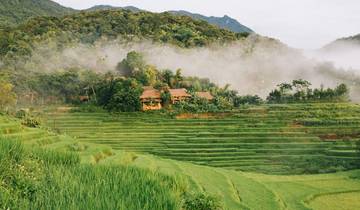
[0,9,244,64]
[1,109,359,210]
[0,0,74,27]
[333,34,360,45]
[323,33,360,50]
[45,103,360,175]
[169,10,253,33]
[87,5,253,33]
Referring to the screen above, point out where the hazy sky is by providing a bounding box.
[53,0,360,49]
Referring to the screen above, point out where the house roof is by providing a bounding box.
[169,89,191,97]
[140,87,161,99]
[195,91,214,100]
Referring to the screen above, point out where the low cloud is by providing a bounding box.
[25,35,360,100]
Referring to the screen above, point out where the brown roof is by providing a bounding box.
[140,87,161,99]
[169,89,191,97]
[195,92,214,100]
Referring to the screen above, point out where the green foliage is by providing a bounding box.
[0,9,240,66]
[169,11,253,34]
[0,77,17,111]
[183,192,223,210]
[267,79,350,103]
[234,95,263,106]
[21,115,41,128]
[117,51,146,76]
[105,78,143,112]
[0,0,74,27]
[0,138,185,210]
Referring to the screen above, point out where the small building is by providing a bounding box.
[195,91,214,101]
[140,86,162,111]
[79,96,90,102]
[169,88,191,104]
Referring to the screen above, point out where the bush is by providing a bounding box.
[21,116,41,128]
[183,192,223,210]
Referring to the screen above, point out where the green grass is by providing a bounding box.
[43,103,360,174]
[0,138,185,210]
[2,103,360,210]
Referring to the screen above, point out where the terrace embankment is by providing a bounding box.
[44,103,360,174]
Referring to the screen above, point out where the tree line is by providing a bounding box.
[0,51,351,113]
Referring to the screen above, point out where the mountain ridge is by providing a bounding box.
[0,0,74,27]
[86,5,253,33]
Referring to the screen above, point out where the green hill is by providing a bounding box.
[1,108,360,210]
[169,10,253,33]
[86,5,253,33]
[0,0,74,27]
[0,9,244,64]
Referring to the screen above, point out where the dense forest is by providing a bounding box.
[0,8,249,110]
[0,0,74,27]
[0,9,245,63]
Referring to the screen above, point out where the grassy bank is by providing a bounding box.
[0,138,185,210]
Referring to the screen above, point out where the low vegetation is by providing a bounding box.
[1,108,360,209]
[45,103,360,175]
[0,138,186,210]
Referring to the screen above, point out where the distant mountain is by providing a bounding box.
[86,5,142,12]
[169,10,253,33]
[323,34,360,50]
[336,34,360,43]
[87,5,253,34]
[0,0,74,27]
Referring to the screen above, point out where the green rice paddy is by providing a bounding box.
[45,103,360,174]
[1,103,360,210]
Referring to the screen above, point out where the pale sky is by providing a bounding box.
[53,0,360,49]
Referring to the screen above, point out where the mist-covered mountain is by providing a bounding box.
[308,33,360,72]
[168,10,253,33]
[0,0,74,27]
[323,33,360,50]
[87,5,253,33]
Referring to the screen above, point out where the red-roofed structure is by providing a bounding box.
[140,86,162,111]
[169,88,191,104]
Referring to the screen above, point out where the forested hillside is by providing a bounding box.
[87,5,253,33]
[0,0,74,27]
[0,9,246,65]
[169,10,253,33]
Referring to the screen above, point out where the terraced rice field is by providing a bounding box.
[1,112,360,210]
[44,103,360,174]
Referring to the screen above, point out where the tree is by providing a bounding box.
[174,69,184,88]
[292,79,311,101]
[106,79,142,112]
[334,83,349,101]
[116,51,146,77]
[0,79,17,111]
[160,69,175,87]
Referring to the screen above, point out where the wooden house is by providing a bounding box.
[140,86,162,111]
[195,91,214,101]
[169,88,191,104]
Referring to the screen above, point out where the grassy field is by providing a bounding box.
[44,103,360,174]
[0,117,186,210]
[1,103,360,210]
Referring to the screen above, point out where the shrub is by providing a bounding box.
[21,116,41,128]
[183,192,223,210]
